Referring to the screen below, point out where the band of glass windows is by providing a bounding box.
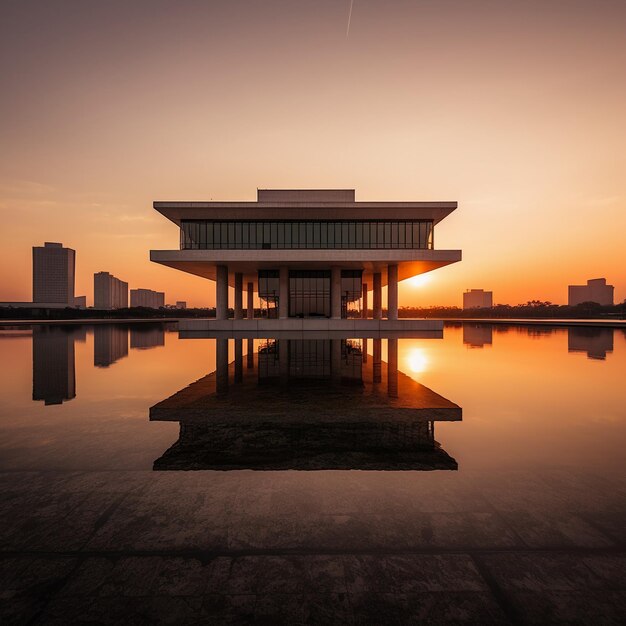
[180,220,434,250]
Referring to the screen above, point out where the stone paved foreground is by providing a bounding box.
[1,469,625,624]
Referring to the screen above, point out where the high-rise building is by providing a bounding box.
[463,289,493,309]
[568,278,614,306]
[130,288,165,308]
[32,242,75,305]
[94,272,128,309]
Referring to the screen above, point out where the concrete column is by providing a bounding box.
[234,338,243,383]
[373,273,382,320]
[234,273,243,320]
[362,283,368,319]
[247,282,254,319]
[387,264,398,320]
[216,338,229,395]
[246,337,254,369]
[387,338,398,398]
[373,338,382,383]
[279,266,289,319]
[331,266,342,319]
[362,337,368,364]
[216,265,229,320]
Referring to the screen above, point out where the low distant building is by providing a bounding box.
[568,278,614,306]
[175,301,187,309]
[463,289,493,309]
[33,242,75,305]
[130,288,165,309]
[74,295,87,309]
[94,272,128,309]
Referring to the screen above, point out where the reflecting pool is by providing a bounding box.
[0,322,624,623]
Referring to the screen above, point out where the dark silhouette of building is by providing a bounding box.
[568,278,614,306]
[32,242,75,305]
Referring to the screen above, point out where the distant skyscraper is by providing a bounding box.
[32,326,76,405]
[32,242,75,305]
[463,289,493,309]
[93,325,129,367]
[568,278,614,306]
[94,272,128,309]
[130,288,165,308]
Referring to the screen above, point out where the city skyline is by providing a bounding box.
[1,0,624,307]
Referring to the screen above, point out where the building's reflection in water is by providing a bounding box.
[32,326,85,405]
[151,337,462,471]
[130,325,165,350]
[568,327,614,360]
[463,323,493,348]
[94,325,129,368]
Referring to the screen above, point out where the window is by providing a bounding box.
[179,220,434,250]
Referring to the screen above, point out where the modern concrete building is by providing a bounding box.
[568,278,614,306]
[175,301,187,309]
[463,289,493,309]
[150,189,461,330]
[74,296,87,309]
[130,288,165,309]
[94,272,128,309]
[33,242,75,305]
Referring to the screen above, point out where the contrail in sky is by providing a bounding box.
[346,0,354,38]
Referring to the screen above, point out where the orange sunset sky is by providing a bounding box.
[0,0,624,308]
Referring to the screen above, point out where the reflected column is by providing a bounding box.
[279,339,289,385]
[234,338,243,383]
[216,338,229,395]
[247,338,254,369]
[373,338,382,383]
[387,338,398,398]
[331,339,342,382]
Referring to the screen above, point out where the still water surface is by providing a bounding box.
[0,322,623,475]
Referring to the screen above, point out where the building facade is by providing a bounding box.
[175,301,187,309]
[151,189,461,323]
[463,289,493,309]
[94,272,128,309]
[130,288,165,308]
[568,278,614,306]
[32,242,75,305]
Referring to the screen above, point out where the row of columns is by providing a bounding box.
[216,337,397,398]
[214,265,399,321]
